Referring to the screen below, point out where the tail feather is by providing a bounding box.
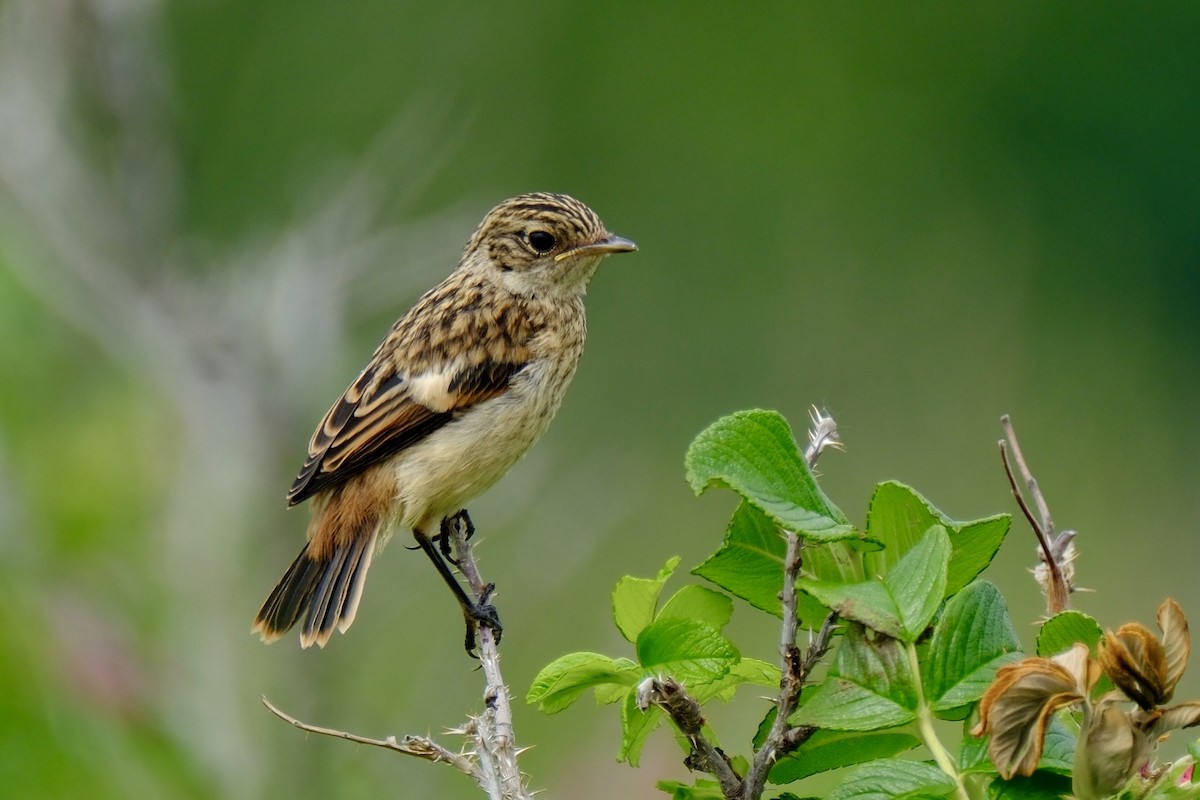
[252,528,379,649]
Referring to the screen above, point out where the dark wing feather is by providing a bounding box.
[287,359,525,506]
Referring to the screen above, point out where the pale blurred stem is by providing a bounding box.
[905,642,969,800]
[447,514,530,800]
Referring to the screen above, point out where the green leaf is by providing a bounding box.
[793,625,918,729]
[1036,718,1076,775]
[613,557,680,643]
[1037,610,1104,658]
[684,410,858,542]
[946,514,1009,596]
[865,481,1009,598]
[829,758,956,800]
[958,715,991,774]
[636,617,740,685]
[656,779,733,799]
[693,501,787,616]
[925,580,1023,712]
[658,585,734,632]
[619,687,662,765]
[768,727,921,784]
[791,677,916,732]
[800,527,950,642]
[960,715,1075,777]
[655,778,726,799]
[593,683,628,705]
[694,501,859,628]
[881,525,950,640]
[989,772,1073,800]
[526,652,640,714]
[799,578,906,640]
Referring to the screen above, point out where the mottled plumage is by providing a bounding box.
[253,192,636,648]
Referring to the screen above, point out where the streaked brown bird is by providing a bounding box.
[252,192,636,649]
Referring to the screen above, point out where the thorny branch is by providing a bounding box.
[999,414,1077,615]
[260,696,477,773]
[636,676,742,797]
[638,408,842,800]
[446,514,529,800]
[262,514,531,800]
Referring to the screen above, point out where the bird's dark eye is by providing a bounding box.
[527,230,556,254]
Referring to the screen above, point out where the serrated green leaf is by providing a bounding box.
[882,526,950,640]
[799,578,905,640]
[801,528,949,642]
[865,482,1009,599]
[958,715,991,774]
[1036,718,1076,775]
[684,410,859,542]
[694,501,858,629]
[962,714,1075,778]
[655,778,726,799]
[619,687,662,765]
[793,626,918,729]
[769,728,921,784]
[636,617,740,685]
[946,514,1009,596]
[988,772,1073,800]
[829,758,957,800]
[613,557,681,642]
[658,585,734,632]
[526,652,639,714]
[693,501,787,616]
[1037,610,1104,658]
[791,679,916,732]
[593,681,629,705]
[926,581,1023,711]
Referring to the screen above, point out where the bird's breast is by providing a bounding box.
[390,343,583,532]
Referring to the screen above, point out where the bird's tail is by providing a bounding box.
[252,527,379,649]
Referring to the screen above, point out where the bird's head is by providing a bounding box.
[462,192,637,299]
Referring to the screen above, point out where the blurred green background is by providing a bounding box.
[1,1,1197,797]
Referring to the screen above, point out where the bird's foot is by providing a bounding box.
[437,509,476,564]
[463,582,502,656]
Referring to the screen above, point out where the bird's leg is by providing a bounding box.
[413,524,501,655]
[435,509,476,563]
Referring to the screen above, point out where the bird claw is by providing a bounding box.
[437,510,476,564]
[463,582,502,656]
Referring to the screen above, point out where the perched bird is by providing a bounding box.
[253,192,637,649]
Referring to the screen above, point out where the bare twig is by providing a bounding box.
[999,415,1075,614]
[260,696,480,776]
[1000,415,1054,537]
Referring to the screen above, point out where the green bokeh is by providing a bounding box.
[1,2,1198,798]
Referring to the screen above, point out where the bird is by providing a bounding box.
[252,192,637,650]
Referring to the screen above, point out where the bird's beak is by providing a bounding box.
[555,234,638,262]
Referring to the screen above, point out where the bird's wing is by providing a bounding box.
[286,357,525,506]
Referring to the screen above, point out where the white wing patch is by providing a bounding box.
[406,368,457,412]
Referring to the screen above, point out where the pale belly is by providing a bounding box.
[388,358,573,535]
